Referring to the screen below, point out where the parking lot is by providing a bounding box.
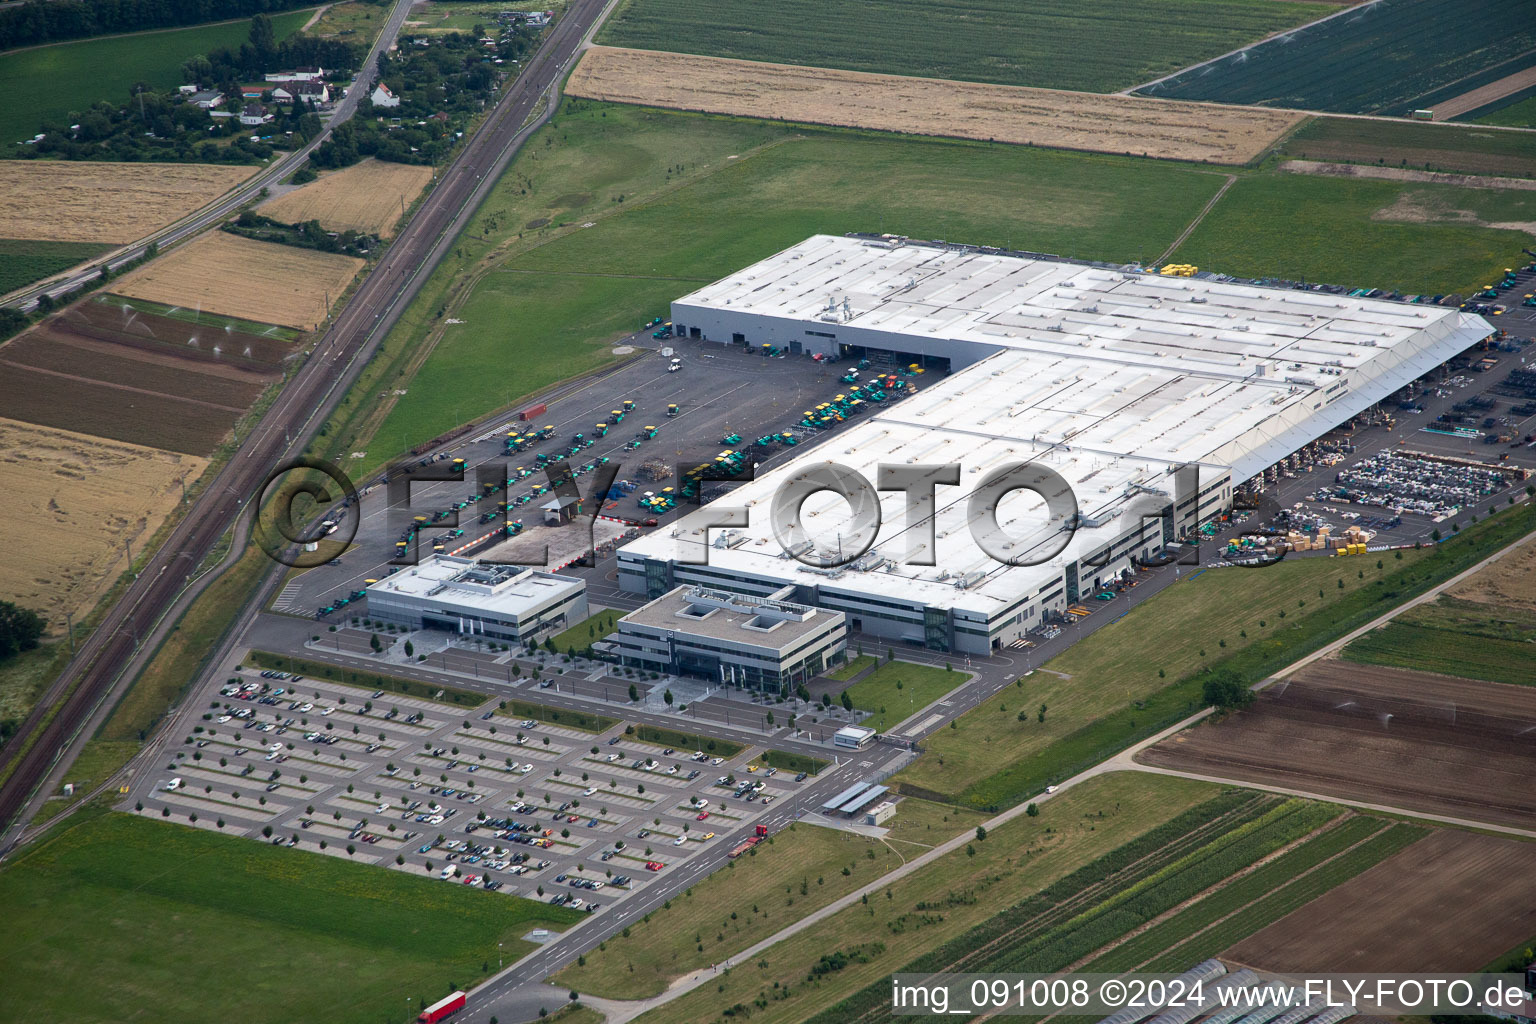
[275,334,929,622]
[124,665,819,916]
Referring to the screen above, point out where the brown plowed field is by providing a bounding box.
[566,46,1303,165]
[0,301,282,454]
[0,162,255,244]
[1446,536,1536,613]
[1138,662,1536,827]
[1225,830,1536,972]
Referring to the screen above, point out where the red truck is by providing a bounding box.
[418,991,467,1023]
[730,825,771,858]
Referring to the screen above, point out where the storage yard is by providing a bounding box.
[0,418,206,628]
[0,161,257,244]
[566,47,1305,165]
[260,159,435,239]
[1138,662,1536,828]
[111,231,364,331]
[1225,829,1536,972]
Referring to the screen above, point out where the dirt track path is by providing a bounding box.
[1157,173,1236,265]
[1432,65,1536,121]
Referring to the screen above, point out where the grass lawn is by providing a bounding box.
[599,0,1323,93]
[826,654,875,681]
[0,9,313,145]
[899,552,1424,806]
[554,821,906,998]
[633,724,743,758]
[326,101,1226,475]
[0,641,61,722]
[760,749,829,775]
[1171,172,1533,294]
[881,795,988,847]
[1279,116,1536,179]
[0,809,580,1023]
[0,238,109,294]
[843,660,969,733]
[627,772,1218,1024]
[550,607,620,654]
[496,698,618,733]
[307,0,387,40]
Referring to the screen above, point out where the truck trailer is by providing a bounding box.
[418,991,467,1023]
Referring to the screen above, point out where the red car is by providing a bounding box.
[696,812,710,821]
[567,814,580,823]
[645,861,664,871]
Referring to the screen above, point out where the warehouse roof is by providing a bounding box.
[625,236,1492,616]
[367,555,582,614]
[620,585,842,648]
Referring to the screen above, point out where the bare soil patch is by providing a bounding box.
[0,417,206,629]
[567,46,1303,165]
[1446,537,1536,613]
[0,162,256,244]
[112,231,363,330]
[1283,159,1536,192]
[259,159,433,238]
[1225,829,1536,972]
[1137,662,1536,827]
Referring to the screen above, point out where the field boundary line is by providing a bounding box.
[1156,173,1236,266]
[0,4,324,58]
[1124,0,1389,96]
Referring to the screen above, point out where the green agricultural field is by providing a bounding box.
[626,773,1222,1024]
[1341,595,1536,686]
[0,238,109,294]
[1139,0,1536,116]
[0,810,580,1023]
[1477,95,1536,129]
[1279,116,1536,179]
[0,9,313,146]
[599,0,1325,93]
[899,553,1420,807]
[555,821,906,998]
[843,660,968,733]
[1169,172,1532,294]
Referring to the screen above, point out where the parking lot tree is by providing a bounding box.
[591,746,599,755]
[561,828,570,838]
[636,784,645,795]
[219,757,228,767]
[644,848,652,857]
[542,737,550,746]
[821,693,832,708]
[161,807,170,817]
[306,805,314,814]
[404,640,414,657]
[515,732,524,744]
[396,854,405,865]
[370,633,381,653]
[840,691,853,712]
[413,767,422,777]
[629,684,639,702]
[553,768,562,778]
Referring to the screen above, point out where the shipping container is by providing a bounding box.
[518,403,548,421]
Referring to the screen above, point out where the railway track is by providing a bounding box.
[0,0,612,845]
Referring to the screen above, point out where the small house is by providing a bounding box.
[238,103,272,127]
[188,90,224,109]
[370,82,400,108]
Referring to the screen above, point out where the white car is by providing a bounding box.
[299,702,314,713]
[217,715,231,723]
[520,763,533,774]
[606,753,620,762]
[375,803,390,813]
[583,787,597,796]
[320,707,334,717]
[440,865,457,879]
[268,742,283,751]
[666,765,678,775]
[711,757,724,766]
[673,836,686,846]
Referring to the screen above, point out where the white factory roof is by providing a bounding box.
[367,555,580,614]
[626,236,1492,616]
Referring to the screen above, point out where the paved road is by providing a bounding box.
[3,0,417,310]
[0,0,619,850]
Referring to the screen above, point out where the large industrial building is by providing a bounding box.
[618,234,1493,654]
[366,555,587,641]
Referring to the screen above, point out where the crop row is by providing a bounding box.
[1084,814,1385,972]
[981,801,1340,973]
[1139,0,1535,115]
[1142,822,1427,971]
[0,238,109,295]
[600,0,1315,94]
[803,791,1274,1024]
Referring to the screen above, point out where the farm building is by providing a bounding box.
[595,585,847,689]
[365,554,586,641]
[617,234,1495,654]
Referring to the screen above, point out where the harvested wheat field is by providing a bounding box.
[567,46,1303,164]
[260,159,433,238]
[0,417,206,628]
[1225,830,1536,973]
[0,162,256,244]
[112,231,363,330]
